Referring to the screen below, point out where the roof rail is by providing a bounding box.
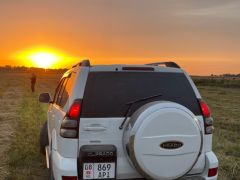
[145,62,180,68]
[72,59,90,68]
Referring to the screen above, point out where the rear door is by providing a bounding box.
[78,71,202,179]
[49,76,70,150]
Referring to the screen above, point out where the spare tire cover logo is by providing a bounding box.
[160,141,183,149]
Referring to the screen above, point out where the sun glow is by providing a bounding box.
[13,47,69,68]
[30,52,58,68]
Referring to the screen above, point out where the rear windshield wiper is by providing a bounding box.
[119,94,162,129]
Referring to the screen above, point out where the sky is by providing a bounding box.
[0,0,240,75]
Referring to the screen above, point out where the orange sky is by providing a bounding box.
[0,0,240,75]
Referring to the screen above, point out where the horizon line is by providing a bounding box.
[0,65,239,76]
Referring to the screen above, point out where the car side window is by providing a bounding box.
[56,78,68,107]
[59,80,70,108]
[60,73,75,108]
[53,79,65,103]
[57,78,69,108]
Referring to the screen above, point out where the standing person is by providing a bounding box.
[31,73,37,92]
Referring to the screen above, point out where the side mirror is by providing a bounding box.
[39,93,52,103]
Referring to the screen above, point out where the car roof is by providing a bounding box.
[64,60,184,77]
[89,64,183,73]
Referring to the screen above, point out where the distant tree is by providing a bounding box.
[0,65,67,73]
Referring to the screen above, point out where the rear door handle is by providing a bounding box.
[83,126,107,132]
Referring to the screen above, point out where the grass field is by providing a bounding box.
[0,72,239,179]
[198,86,240,180]
[0,72,60,180]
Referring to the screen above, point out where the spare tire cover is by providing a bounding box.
[123,101,202,180]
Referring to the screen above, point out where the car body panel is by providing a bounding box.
[43,62,218,179]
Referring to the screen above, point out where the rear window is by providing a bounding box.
[81,72,201,117]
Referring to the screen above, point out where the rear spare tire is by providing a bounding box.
[123,101,202,179]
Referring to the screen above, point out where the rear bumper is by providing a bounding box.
[182,151,218,180]
[202,151,219,180]
[52,150,78,179]
[51,150,218,180]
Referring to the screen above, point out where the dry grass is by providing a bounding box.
[199,86,240,180]
[0,73,24,179]
[0,72,239,180]
[0,72,60,180]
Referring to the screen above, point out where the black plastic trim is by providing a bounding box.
[122,67,154,71]
[72,60,90,68]
[146,62,180,68]
[78,145,117,180]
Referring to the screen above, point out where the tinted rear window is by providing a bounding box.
[81,72,201,117]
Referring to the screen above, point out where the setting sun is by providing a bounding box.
[30,52,58,68]
[12,46,77,68]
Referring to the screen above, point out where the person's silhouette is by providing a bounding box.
[31,73,37,92]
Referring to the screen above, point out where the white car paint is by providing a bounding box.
[43,62,218,180]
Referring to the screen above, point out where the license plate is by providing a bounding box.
[83,163,115,179]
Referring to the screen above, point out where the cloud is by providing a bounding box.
[176,1,240,18]
[0,0,239,74]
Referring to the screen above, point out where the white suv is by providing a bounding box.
[39,60,218,180]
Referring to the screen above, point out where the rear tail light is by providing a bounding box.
[62,176,78,180]
[205,126,214,134]
[199,99,214,134]
[68,99,82,120]
[60,99,82,138]
[199,100,211,118]
[60,129,77,138]
[208,167,218,177]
